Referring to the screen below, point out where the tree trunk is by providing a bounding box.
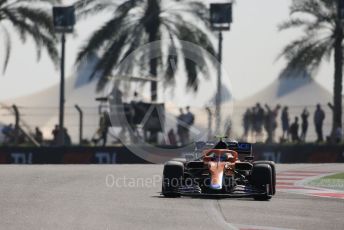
[333,23,343,135]
[149,32,158,102]
[145,0,160,102]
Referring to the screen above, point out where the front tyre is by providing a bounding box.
[254,161,276,195]
[251,164,273,201]
[162,161,184,197]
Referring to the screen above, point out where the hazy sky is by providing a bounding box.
[0,0,335,102]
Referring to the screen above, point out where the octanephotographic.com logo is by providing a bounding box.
[103,40,233,163]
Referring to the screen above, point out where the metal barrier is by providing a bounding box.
[0,145,342,164]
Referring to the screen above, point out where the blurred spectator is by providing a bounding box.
[93,112,111,146]
[327,103,342,143]
[63,128,72,146]
[109,85,123,104]
[167,129,177,146]
[242,108,252,140]
[264,104,281,143]
[2,124,14,144]
[224,117,232,138]
[300,108,309,142]
[51,125,59,145]
[251,107,257,137]
[314,104,325,142]
[289,117,300,142]
[281,106,289,141]
[34,127,43,144]
[184,106,195,143]
[177,108,186,146]
[254,103,265,141]
[335,126,342,143]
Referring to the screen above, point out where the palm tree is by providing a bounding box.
[279,0,343,137]
[75,0,216,101]
[0,0,60,73]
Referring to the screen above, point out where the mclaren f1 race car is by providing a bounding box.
[161,138,276,200]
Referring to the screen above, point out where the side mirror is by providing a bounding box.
[245,156,254,161]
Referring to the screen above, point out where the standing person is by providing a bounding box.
[251,106,258,140]
[63,128,72,146]
[314,104,325,142]
[272,105,281,140]
[167,129,177,146]
[34,127,43,144]
[224,117,232,138]
[100,112,111,146]
[300,108,309,142]
[184,106,195,144]
[93,112,111,146]
[281,106,290,141]
[242,108,251,140]
[255,103,265,141]
[51,125,59,146]
[334,125,342,143]
[289,117,300,142]
[264,104,281,143]
[2,124,14,144]
[177,108,186,146]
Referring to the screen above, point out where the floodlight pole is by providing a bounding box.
[58,33,66,145]
[210,2,232,135]
[53,5,75,145]
[215,31,223,134]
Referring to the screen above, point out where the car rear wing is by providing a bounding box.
[195,141,252,155]
[226,142,252,155]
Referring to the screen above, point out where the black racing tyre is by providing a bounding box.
[162,161,184,197]
[254,161,276,195]
[251,164,273,201]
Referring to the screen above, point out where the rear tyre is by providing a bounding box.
[254,161,276,195]
[162,161,184,197]
[251,164,273,201]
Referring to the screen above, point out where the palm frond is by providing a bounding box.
[184,58,198,91]
[116,25,146,75]
[76,0,141,65]
[166,15,216,57]
[0,1,59,70]
[2,7,58,65]
[279,35,333,77]
[164,35,178,84]
[15,7,55,34]
[14,0,60,3]
[0,0,7,7]
[75,0,117,18]
[77,0,216,93]
[181,1,209,26]
[1,24,12,73]
[161,14,216,91]
[290,0,334,23]
[92,34,128,91]
[74,0,99,9]
[76,16,127,64]
[278,18,314,31]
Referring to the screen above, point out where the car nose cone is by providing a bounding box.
[208,161,225,190]
[210,183,222,190]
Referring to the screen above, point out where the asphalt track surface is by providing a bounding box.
[0,164,343,230]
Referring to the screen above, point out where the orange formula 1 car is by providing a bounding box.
[161,138,276,200]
